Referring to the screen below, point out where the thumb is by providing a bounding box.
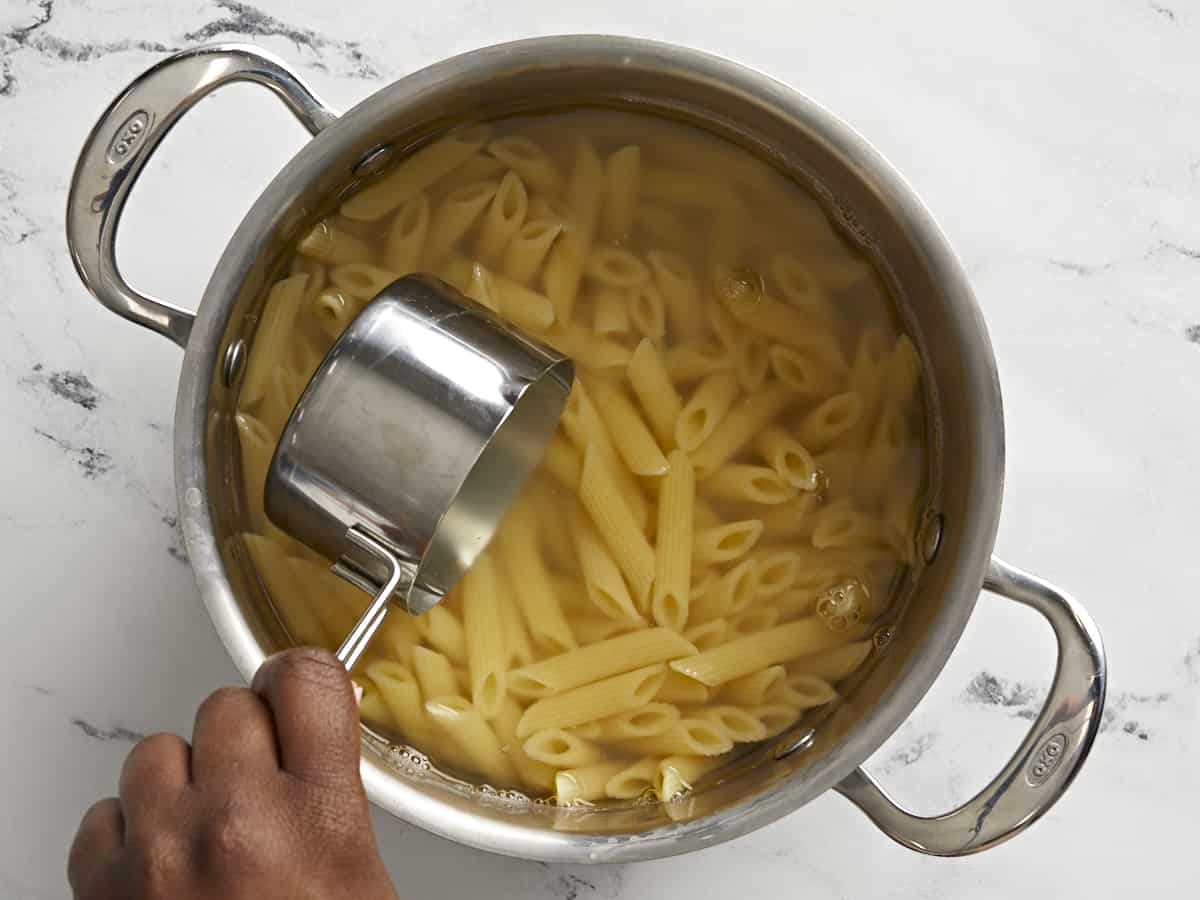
[252,647,362,787]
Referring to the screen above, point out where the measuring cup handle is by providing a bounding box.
[66,43,338,348]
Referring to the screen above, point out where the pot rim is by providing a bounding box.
[174,34,1004,862]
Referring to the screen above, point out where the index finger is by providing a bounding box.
[251,647,362,787]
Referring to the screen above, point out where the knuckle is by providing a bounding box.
[197,686,256,719]
[194,797,265,875]
[125,732,186,774]
[124,835,183,898]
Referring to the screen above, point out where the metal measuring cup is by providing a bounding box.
[264,274,573,669]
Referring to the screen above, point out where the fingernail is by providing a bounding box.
[351,681,364,706]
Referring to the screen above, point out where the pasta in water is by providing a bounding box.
[235,108,928,807]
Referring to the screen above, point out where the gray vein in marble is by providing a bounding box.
[962,670,1039,715]
[32,427,113,478]
[1149,2,1177,22]
[1185,638,1200,681]
[182,0,382,78]
[1184,325,1200,344]
[546,873,597,900]
[1048,258,1117,277]
[162,513,188,565]
[21,365,101,411]
[885,732,938,769]
[0,169,39,245]
[71,718,144,743]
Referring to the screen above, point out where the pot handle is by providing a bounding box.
[835,556,1106,856]
[66,44,338,349]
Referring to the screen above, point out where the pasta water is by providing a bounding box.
[233,108,929,806]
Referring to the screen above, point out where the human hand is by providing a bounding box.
[68,647,397,900]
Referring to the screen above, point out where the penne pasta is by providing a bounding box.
[515,664,667,737]
[411,645,459,700]
[703,464,797,505]
[675,372,739,452]
[756,426,821,491]
[341,125,490,220]
[587,379,669,476]
[652,450,695,631]
[412,606,467,666]
[579,444,656,606]
[669,617,849,686]
[502,218,564,283]
[425,695,516,784]
[298,218,371,264]
[508,628,694,698]
[494,696,556,792]
[605,756,660,800]
[571,507,644,623]
[623,718,733,757]
[522,729,604,768]
[495,503,577,654]
[460,554,507,718]
[593,287,630,336]
[488,135,563,194]
[688,384,795,476]
[647,250,703,339]
[556,761,629,805]
[658,754,725,800]
[692,520,763,566]
[601,144,641,241]
[787,640,873,683]
[799,392,864,451]
[423,180,499,266]
[592,702,681,741]
[585,247,651,287]
[719,666,787,707]
[626,338,681,449]
[474,170,528,266]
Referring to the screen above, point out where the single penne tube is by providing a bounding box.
[707,294,743,351]
[587,379,669,476]
[719,665,787,707]
[626,338,681,449]
[560,383,650,529]
[284,557,363,640]
[241,274,308,408]
[297,218,371,264]
[591,702,681,741]
[544,321,632,370]
[745,547,800,597]
[508,628,696,698]
[585,246,651,288]
[578,444,656,606]
[757,493,822,541]
[455,153,507,182]
[593,287,630,336]
[522,728,605,768]
[729,606,781,638]
[652,450,695,631]
[753,703,800,738]
[355,677,398,732]
[647,249,704,339]
[799,392,865,451]
[488,135,563,194]
[423,180,499,265]
[657,754,725,800]
[307,289,355,341]
[489,270,556,332]
[241,533,333,648]
[556,761,630,805]
[374,610,421,664]
[570,507,644,624]
[412,605,467,665]
[857,406,910,501]
[502,217,564,284]
[694,705,768,743]
[675,371,740,452]
[756,426,821,491]
[606,756,660,800]
[787,640,873,683]
[769,254,838,322]
[688,384,794,476]
[288,254,327,307]
[474,170,528,266]
[495,503,577,654]
[883,334,922,409]
[541,434,583,488]
[692,520,764,566]
[411,645,459,700]
[600,144,641,241]
[460,554,507,719]
[547,573,594,617]
[424,695,516,784]
[363,660,430,746]
[515,664,667,737]
[341,125,490,220]
[622,718,733,757]
[542,137,604,324]
[665,340,733,384]
[808,499,883,549]
[627,281,666,340]
[669,617,849,686]
[329,262,402,302]
[768,344,837,398]
[655,670,711,705]
[734,333,770,392]
[383,194,431,274]
[682,618,728,652]
[526,479,576,573]
[769,673,838,710]
[690,558,759,622]
[494,696,557,793]
[703,464,797,505]
[494,565,535,668]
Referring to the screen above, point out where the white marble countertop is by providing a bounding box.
[2,0,1196,896]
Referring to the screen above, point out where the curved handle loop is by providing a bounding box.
[65,43,338,348]
[836,556,1106,856]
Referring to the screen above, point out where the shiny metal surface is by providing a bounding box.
[68,38,1107,862]
[265,273,573,624]
[836,556,1106,855]
[334,527,410,671]
[65,44,337,348]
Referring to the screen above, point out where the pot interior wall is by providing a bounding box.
[198,43,1001,842]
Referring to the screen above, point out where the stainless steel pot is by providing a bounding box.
[65,38,1106,863]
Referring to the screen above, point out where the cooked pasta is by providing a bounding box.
[237,107,927,805]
